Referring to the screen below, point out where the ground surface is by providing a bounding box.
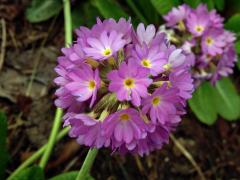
[1,1,240,180]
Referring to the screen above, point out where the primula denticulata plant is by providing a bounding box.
[55,18,194,155]
[7,1,238,180]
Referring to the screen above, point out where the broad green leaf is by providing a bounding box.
[214,78,240,120]
[235,41,240,54]
[11,165,44,180]
[93,0,128,19]
[183,0,201,8]
[225,14,240,33]
[214,0,225,11]
[50,171,94,180]
[26,0,62,23]
[0,112,9,179]
[150,0,181,15]
[188,82,217,125]
[235,41,240,70]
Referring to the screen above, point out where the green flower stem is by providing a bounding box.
[63,0,72,46]
[39,108,63,168]
[39,0,72,168]
[7,127,70,180]
[76,148,98,180]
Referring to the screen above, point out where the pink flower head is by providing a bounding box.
[102,108,148,150]
[55,18,194,155]
[142,83,180,124]
[201,29,225,56]
[107,61,152,106]
[163,4,237,85]
[65,64,101,107]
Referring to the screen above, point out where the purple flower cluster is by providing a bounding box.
[54,18,194,156]
[163,4,237,85]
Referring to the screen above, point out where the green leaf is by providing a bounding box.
[214,78,240,120]
[135,0,160,24]
[26,0,62,23]
[11,165,44,180]
[235,41,240,70]
[0,112,9,179]
[202,0,215,9]
[214,0,225,11]
[92,0,128,19]
[50,171,94,180]
[188,82,217,125]
[225,14,240,33]
[150,0,181,15]
[183,0,201,8]
[71,2,100,29]
[235,41,240,54]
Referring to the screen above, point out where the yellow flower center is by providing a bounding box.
[88,80,96,90]
[163,63,171,70]
[152,96,161,106]
[124,78,135,88]
[194,25,204,33]
[119,113,130,121]
[102,48,112,56]
[141,59,152,68]
[205,37,214,46]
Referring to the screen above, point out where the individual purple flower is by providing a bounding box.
[201,29,225,56]
[102,108,148,151]
[221,30,236,45]
[65,64,101,107]
[164,47,187,70]
[83,31,126,60]
[186,12,209,36]
[136,23,156,45]
[169,68,194,101]
[75,18,132,47]
[163,4,191,27]
[209,10,224,28]
[107,61,152,106]
[142,83,180,124]
[211,46,237,83]
[64,113,110,148]
[97,18,133,43]
[130,44,167,76]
